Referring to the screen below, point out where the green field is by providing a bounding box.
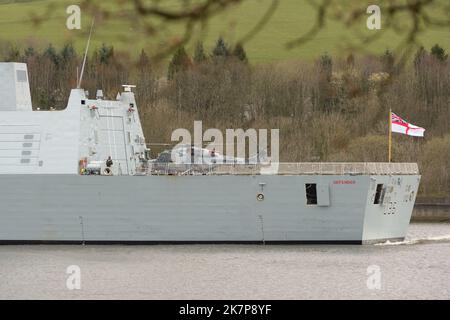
[0,0,449,62]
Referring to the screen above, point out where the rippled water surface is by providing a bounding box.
[0,223,449,299]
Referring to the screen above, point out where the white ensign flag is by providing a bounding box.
[391,112,425,137]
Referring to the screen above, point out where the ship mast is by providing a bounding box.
[77,19,95,89]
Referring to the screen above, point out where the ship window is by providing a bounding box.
[16,70,27,82]
[374,184,384,204]
[305,183,317,205]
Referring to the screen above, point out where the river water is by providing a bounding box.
[0,222,449,300]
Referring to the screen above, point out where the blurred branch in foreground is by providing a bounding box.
[130,0,279,59]
[287,0,450,63]
[19,0,450,61]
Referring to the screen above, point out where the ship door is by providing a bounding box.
[98,115,128,174]
[317,183,330,206]
[305,182,330,206]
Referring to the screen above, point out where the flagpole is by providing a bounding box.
[388,108,392,163]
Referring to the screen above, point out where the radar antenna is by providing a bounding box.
[77,19,95,89]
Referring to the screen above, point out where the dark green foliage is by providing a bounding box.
[43,44,59,66]
[98,43,114,64]
[232,43,248,63]
[193,42,207,63]
[167,46,191,80]
[212,37,229,58]
[60,43,76,63]
[430,44,448,62]
[24,46,36,58]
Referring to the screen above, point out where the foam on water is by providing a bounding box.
[375,234,450,246]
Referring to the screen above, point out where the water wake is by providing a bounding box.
[375,234,450,246]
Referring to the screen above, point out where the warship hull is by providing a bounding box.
[0,173,419,244]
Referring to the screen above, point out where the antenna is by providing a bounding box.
[77,19,95,89]
[122,85,136,92]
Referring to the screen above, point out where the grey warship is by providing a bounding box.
[0,62,421,244]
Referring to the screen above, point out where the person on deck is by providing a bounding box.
[106,156,113,168]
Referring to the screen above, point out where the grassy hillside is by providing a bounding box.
[0,0,449,62]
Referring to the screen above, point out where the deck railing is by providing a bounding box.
[144,162,419,176]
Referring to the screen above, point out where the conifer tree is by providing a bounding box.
[98,44,114,65]
[44,44,60,66]
[430,44,448,62]
[232,43,248,63]
[60,43,76,63]
[193,42,207,63]
[167,46,191,80]
[212,37,229,58]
